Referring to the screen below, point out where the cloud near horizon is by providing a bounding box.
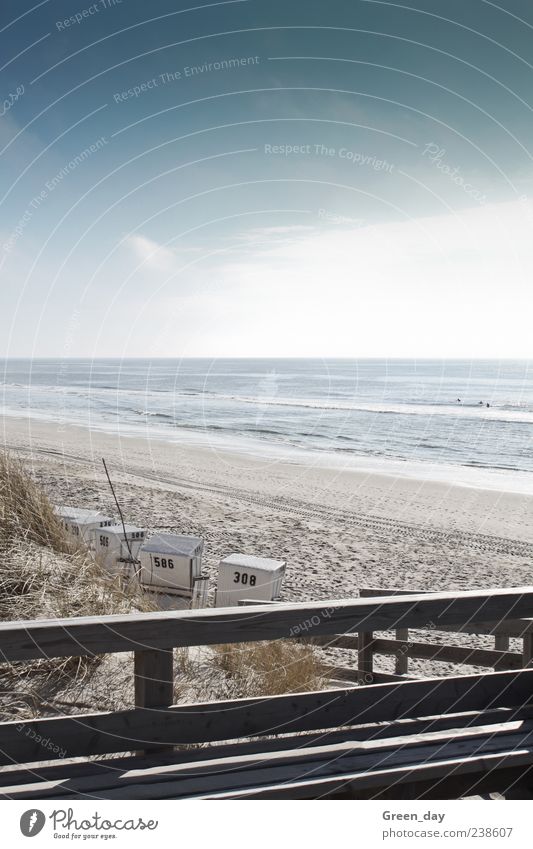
[138,197,533,359]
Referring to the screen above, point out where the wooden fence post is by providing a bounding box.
[358,631,374,684]
[522,634,533,668]
[134,649,174,754]
[495,634,510,652]
[395,628,409,675]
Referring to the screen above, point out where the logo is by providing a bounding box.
[20,810,46,837]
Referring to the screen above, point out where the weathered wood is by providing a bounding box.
[317,633,522,669]
[205,747,533,800]
[359,587,427,597]
[11,720,533,800]
[358,631,374,684]
[395,628,409,674]
[316,622,533,645]
[4,718,533,800]
[359,588,533,637]
[495,634,510,652]
[1,587,533,662]
[134,649,174,756]
[439,620,533,637]
[3,668,533,766]
[6,704,530,791]
[134,650,174,708]
[324,666,412,684]
[372,638,522,670]
[523,634,533,667]
[354,765,533,800]
[312,634,359,650]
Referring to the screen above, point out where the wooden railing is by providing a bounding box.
[241,588,533,685]
[350,587,533,683]
[1,586,533,769]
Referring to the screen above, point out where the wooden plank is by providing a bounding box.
[324,666,412,684]
[1,586,533,661]
[316,622,533,645]
[5,718,533,800]
[358,589,533,639]
[355,764,533,800]
[438,619,533,637]
[357,631,374,684]
[317,634,522,668]
[2,668,533,765]
[368,671,412,683]
[21,721,533,800]
[239,587,533,640]
[312,635,359,650]
[439,620,533,637]
[359,587,428,597]
[372,638,522,670]
[5,704,530,790]
[205,748,533,800]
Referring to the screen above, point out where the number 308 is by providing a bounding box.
[233,572,256,586]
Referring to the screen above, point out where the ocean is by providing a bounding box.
[1,358,532,491]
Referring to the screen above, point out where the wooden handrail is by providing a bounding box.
[1,586,533,662]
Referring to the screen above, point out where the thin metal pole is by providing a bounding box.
[102,457,134,563]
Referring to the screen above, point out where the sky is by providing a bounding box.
[1,0,533,358]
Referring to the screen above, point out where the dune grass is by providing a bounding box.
[212,640,326,697]
[0,452,156,720]
[0,452,69,554]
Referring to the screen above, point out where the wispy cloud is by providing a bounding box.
[126,234,179,273]
[168,197,533,357]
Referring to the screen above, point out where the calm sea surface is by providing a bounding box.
[2,359,532,489]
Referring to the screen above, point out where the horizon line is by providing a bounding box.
[1,356,531,362]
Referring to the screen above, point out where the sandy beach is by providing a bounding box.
[3,413,533,609]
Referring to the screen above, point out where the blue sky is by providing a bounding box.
[1,0,533,357]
